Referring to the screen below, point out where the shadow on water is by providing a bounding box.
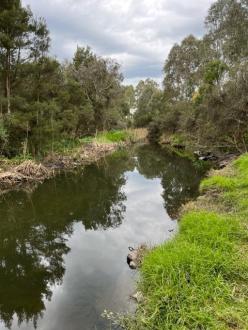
[0,144,206,330]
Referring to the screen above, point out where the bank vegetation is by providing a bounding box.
[0,1,136,159]
[125,151,248,329]
[133,0,248,155]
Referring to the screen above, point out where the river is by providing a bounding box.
[0,144,205,330]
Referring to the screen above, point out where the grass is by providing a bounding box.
[94,130,130,143]
[200,175,236,191]
[39,129,147,156]
[94,128,147,144]
[126,153,248,330]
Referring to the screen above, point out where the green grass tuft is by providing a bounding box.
[200,176,236,191]
[92,130,135,144]
[101,130,129,142]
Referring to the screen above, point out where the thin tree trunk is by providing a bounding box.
[6,50,11,114]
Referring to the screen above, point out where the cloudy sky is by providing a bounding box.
[22,0,213,85]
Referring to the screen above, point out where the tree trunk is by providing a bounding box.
[5,50,11,114]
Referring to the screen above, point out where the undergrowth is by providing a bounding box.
[50,129,145,153]
[125,153,248,329]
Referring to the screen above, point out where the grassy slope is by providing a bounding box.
[127,154,248,329]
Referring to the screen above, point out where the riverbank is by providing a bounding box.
[125,153,248,329]
[0,129,147,195]
[153,132,240,166]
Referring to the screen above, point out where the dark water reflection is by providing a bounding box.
[0,144,205,330]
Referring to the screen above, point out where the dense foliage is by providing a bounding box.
[0,1,134,157]
[134,0,248,153]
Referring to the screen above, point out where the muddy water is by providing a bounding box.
[0,145,205,330]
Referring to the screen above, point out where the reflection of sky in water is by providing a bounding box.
[0,167,176,330]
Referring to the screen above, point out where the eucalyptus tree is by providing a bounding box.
[148,0,248,151]
[134,79,163,127]
[205,0,248,64]
[163,35,210,101]
[70,47,124,131]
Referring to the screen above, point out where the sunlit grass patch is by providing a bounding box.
[200,175,236,191]
[234,153,248,174]
[96,130,130,143]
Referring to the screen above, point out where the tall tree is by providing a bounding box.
[205,0,248,63]
[163,35,210,101]
[0,0,34,113]
[134,79,163,127]
[70,47,124,131]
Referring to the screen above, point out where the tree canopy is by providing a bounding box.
[0,3,133,157]
[135,0,248,153]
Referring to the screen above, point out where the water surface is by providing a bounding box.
[0,145,205,330]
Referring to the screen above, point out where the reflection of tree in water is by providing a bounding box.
[73,165,127,230]
[0,211,72,329]
[0,150,134,328]
[136,144,206,217]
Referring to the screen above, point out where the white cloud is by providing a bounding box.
[22,0,213,84]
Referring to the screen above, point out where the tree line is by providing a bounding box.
[134,0,248,153]
[0,1,135,157]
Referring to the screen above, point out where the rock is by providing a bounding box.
[127,250,138,263]
[194,150,202,158]
[199,156,210,161]
[195,150,217,161]
[131,291,144,303]
[207,154,218,161]
[127,244,147,269]
[129,261,137,269]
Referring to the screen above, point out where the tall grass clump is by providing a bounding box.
[127,154,248,330]
[97,130,130,143]
[95,129,147,144]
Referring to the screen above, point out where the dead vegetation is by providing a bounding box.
[0,142,122,195]
[43,142,119,169]
[0,129,148,196]
[0,160,52,192]
[15,160,51,179]
[75,142,118,164]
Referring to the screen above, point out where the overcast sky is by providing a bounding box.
[22,0,214,85]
